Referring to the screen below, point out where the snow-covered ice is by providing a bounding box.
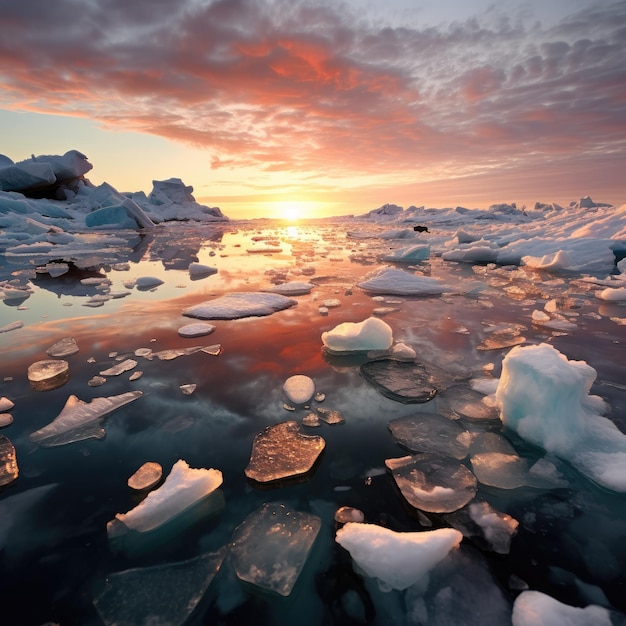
[282,374,315,405]
[183,292,297,319]
[321,317,393,353]
[357,267,449,295]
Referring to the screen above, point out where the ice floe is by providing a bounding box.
[183,292,297,320]
[177,322,216,338]
[357,267,449,295]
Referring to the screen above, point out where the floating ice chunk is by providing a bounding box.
[88,376,107,387]
[127,462,163,491]
[385,453,477,513]
[335,506,365,524]
[381,243,430,263]
[27,359,70,391]
[188,262,217,279]
[512,590,620,626]
[93,549,226,626]
[357,267,449,295]
[100,359,137,376]
[180,384,197,395]
[322,298,341,308]
[336,522,462,591]
[0,435,18,487]
[183,292,297,319]
[230,502,321,597]
[0,397,14,412]
[596,287,626,301]
[178,322,216,338]
[283,374,315,405]
[388,412,470,460]
[245,421,325,484]
[315,407,345,424]
[0,320,23,333]
[29,390,142,447]
[496,343,626,492]
[322,317,392,353]
[0,414,12,427]
[302,413,321,427]
[46,336,79,358]
[135,276,164,290]
[360,360,437,403]
[44,262,70,277]
[264,281,315,296]
[246,243,282,253]
[111,460,222,533]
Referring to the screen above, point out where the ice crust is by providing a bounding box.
[496,343,626,492]
[322,317,393,353]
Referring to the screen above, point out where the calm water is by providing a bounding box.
[0,219,625,625]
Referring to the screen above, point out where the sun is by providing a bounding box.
[274,200,318,221]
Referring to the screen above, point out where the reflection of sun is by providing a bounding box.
[274,200,318,221]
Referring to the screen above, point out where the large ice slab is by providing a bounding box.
[110,460,223,534]
[385,453,477,513]
[29,390,142,447]
[230,502,321,596]
[495,343,626,492]
[357,267,449,295]
[321,317,392,353]
[182,292,297,319]
[335,522,462,591]
[360,360,438,403]
[94,548,226,626]
[245,421,325,484]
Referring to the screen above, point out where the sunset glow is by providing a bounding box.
[1,0,625,218]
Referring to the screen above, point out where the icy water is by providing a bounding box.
[0,219,625,625]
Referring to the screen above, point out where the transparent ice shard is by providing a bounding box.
[230,502,321,596]
[29,390,143,447]
[0,435,18,487]
[93,548,226,626]
[360,360,438,404]
[245,421,325,484]
[385,453,477,513]
[388,412,471,460]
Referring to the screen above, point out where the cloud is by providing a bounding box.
[1,0,625,188]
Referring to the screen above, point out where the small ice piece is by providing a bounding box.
[27,359,70,391]
[93,549,226,626]
[495,343,626,492]
[0,414,13,427]
[188,262,218,279]
[244,421,325,484]
[230,502,321,597]
[335,522,462,591]
[134,347,153,358]
[128,371,143,381]
[385,453,477,513]
[596,286,626,301]
[360,360,437,403]
[388,412,470,460]
[437,384,500,421]
[467,501,519,554]
[0,435,18,487]
[100,359,137,376]
[334,506,365,525]
[178,323,216,338]
[46,337,79,357]
[357,267,449,296]
[264,281,315,296]
[110,460,223,533]
[323,298,341,308]
[135,276,164,290]
[322,317,392,353]
[315,407,345,425]
[88,376,107,387]
[314,392,325,402]
[302,413,321,427]
[512,590,621,626]
[183,292,297,320]
[180,384,197,395]
[29,390,142,447]
[0,397,14,412]
[128,462,163,491]
[0,321,24,333]
[283,374,315,405]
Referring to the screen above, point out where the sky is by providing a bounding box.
[1,0,625,219]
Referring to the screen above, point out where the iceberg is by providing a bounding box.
[495,343,626,492]
[29,390,142,447]
[110,460,223,533]
[335,522,462,591]
[182,292,297,320]
[322,317,392,353]
[230,502,321,597]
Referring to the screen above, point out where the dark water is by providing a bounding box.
[0,220,625,625]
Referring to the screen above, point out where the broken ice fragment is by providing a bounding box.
[336,522,462,591]
[0,397,14,412]
[0,414,13,427]
[360,360,437,403]
[0,435,18,487]
[302,413,321,427]
[183,292,297,320]
[27,359,70,391]
[128,371,143,381]
[282,374,315,405]
[99,359,137,376]
[322,317,392,353]
[334,506,365,525]
[46,336,79,357]
[110,460,223,534]
[128,462,163,491]
[29,390,142,447]
[135,276,164,290]
[230,502,321,597]
[388,412,471,460]
[470,452,528,489]
[93,549,226,626]
[437,384,500,421]
[180,384,197,395]
[264,281,315,296]
[188,262,217,279]
[88,376,107,387]
[0,320,24,333]
[244,421,325,484]
[315,407,345,425]
[385,453,477,513]
[178,322,216,338]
